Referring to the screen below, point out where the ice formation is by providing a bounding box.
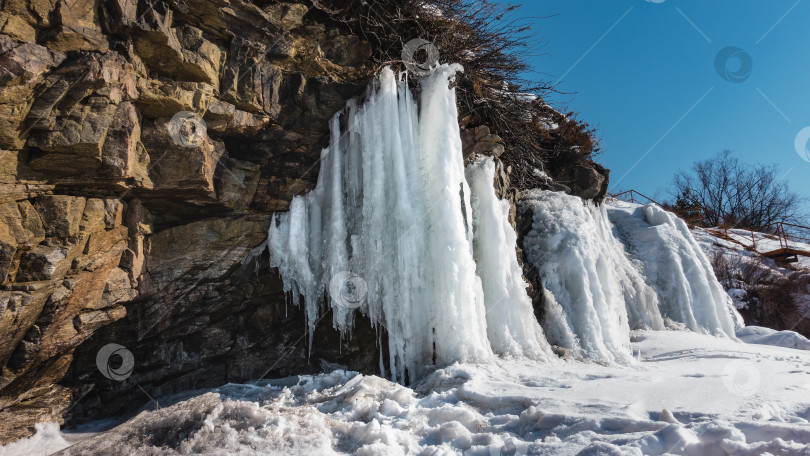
[519,191,741,362]
[466,158,553,359]
[268,62,741,377]
[519,190,660,363]
[606,201,740,336]
[268,65,550,383]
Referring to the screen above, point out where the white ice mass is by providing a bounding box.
[267,65,741,378]
[268,65,554,383]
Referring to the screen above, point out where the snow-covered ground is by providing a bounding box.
[8,329,810,456]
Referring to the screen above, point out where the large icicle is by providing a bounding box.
[519,190,660,363]
[606,201,741,336]
[466,157,554,359]
[268,65,502,382]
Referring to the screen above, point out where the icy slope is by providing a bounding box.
[268,66,551,383]
[41,330,810,456]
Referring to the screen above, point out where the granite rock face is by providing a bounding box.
[0,0,377,442]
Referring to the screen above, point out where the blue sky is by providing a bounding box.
[494,0,810,204]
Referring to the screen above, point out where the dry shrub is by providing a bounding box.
[710,250,810,337]
[308,0,600,190]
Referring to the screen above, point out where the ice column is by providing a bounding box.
[268,65,509,382]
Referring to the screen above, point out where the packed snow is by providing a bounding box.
[24,330,810,455]
[737,326,810,351]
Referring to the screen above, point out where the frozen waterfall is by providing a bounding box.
[606,201,743,335]
[267,63,741,380]
[268,65,551,383]
[519,191,741,363]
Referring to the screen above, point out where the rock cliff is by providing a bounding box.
[0,0,608,442]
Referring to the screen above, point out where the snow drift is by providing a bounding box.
[47,331,810,456]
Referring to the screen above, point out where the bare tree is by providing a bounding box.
[671,150,806,230]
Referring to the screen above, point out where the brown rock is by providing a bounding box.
[216,158,261,210]
[0,384,71,445]
[140,116,221,197]
[102,0,138,33]
[0,37,66,151]
[135,78,214,118]
[42,0,109,52]
[0,290,50,366]
[33,195,86,238]
[0,12,36,42]
[204,100,270,136]
[265,2,308,30]
[25,53,137,175]
[16,244,69,282]
[221,38,283,116]
[1,0,58,29]
[148,214,269,289]
[17,201,45,248]
[321,35,372,66]
[133,8,222,85]
[100,102,152,188]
